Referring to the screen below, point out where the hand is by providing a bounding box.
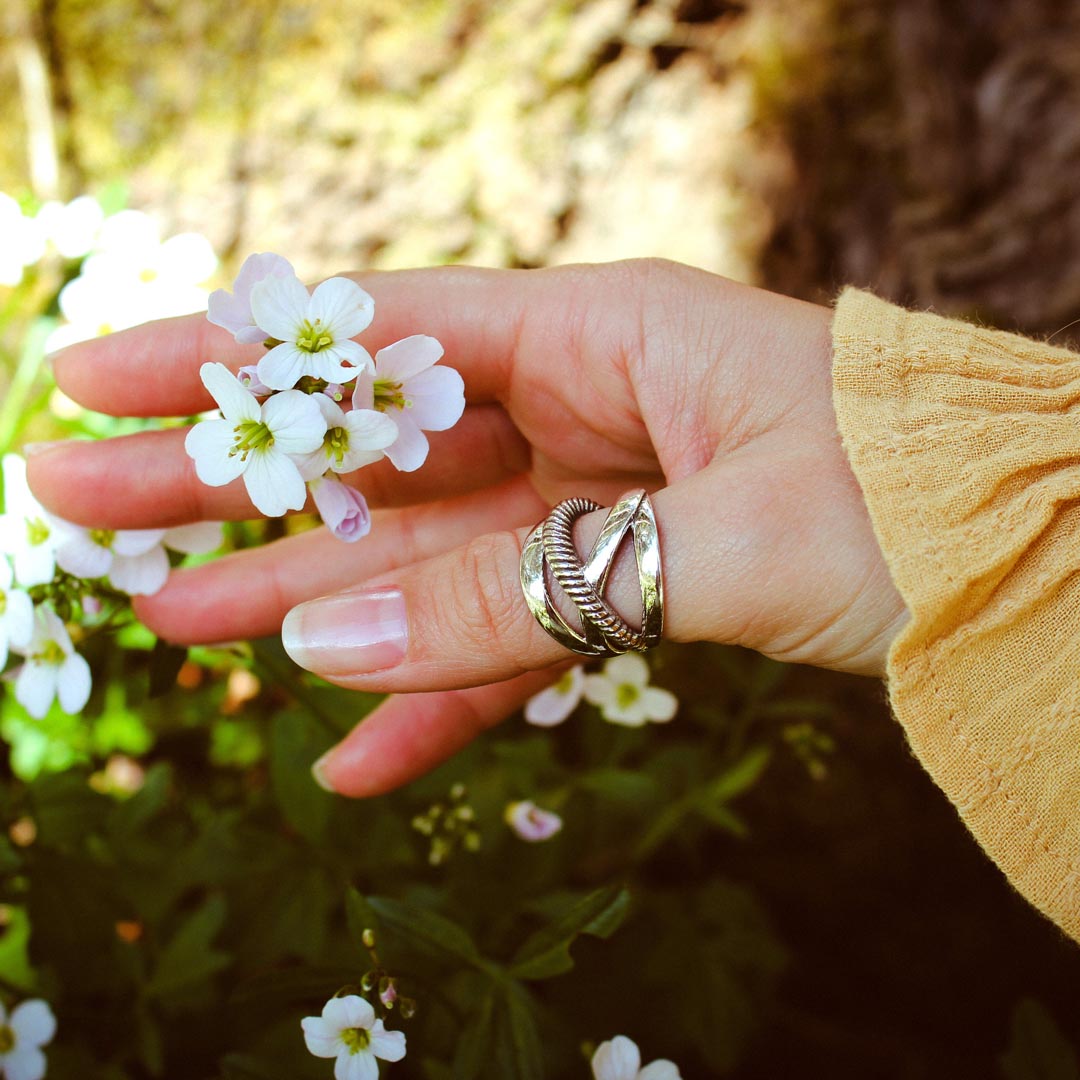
[28,259,907,794]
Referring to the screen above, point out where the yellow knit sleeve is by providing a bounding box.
[832,288,1080,944]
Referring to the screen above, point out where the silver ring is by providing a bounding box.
[519,489,663,657]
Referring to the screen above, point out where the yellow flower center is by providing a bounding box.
[373,378,410,412]
[325,426,350,466]
[26,517,50,547]
[0,589,6,616]
[230,420,275,460]
[554,669,576,694]
[0,1024,14,1053]
[296,319,334,353]
[35,640,66,665]
[340,1026,371,1055]
[89,528,115,549]
[615,683,640,710]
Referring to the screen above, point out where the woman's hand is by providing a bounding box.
[28,259,907,794]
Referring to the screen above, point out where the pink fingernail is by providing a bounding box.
[281,587,407,676]
[311,751,337,792]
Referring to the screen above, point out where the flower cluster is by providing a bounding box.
[410,782,481,865]
[192,254,464,540]
[0,453,222,719]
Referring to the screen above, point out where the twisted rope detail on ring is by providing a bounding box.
[519,489,664,658]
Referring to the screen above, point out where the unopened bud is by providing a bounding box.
[398,997,417,1020]
[361,928,376,949]
[378,976,397,1007]
[360,969,377,993]
[449,782,466,801]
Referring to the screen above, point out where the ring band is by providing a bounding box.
[519,489,663,657]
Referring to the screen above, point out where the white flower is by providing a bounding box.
[0,558,34,670]
[252,275,375,391]
[352,335,465,472]
[524,665,585,726]
[309,476,372,543]
[301,994,406,1080]
[185,363,327,517]
[583,654,678,728]
[0,454,59,587]
[0,194,46,288]
[0,998,56,1080]
[35,195,105,259]
[208,252,295,344]
[295,395,397,481]
[592,1036,681,1080]
[53,520,224,596]
[12,606,91,719]
[504,800,563,842]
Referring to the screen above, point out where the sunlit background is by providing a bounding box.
[2,1,1080,1077]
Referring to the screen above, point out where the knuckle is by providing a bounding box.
[450,530,533,665]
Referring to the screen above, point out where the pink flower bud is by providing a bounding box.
[309,475,371,543]
[322,383,345,401]
[504,800,563,842]
[237,365,272,396]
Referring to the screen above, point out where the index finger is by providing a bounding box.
[50,265,538,417]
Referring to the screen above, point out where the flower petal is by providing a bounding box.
[2,1045,47,1080]
[351,365,376,411]
[642,686,678,723]
[639,1060,682,1079]
[4,589,35,649]
[243,448,307,517]
[603,652,650,688]
[375,335,443,383]
[322,995,374,1032]
[249,272,312,341]
[308,277,375,340]
[345,409,397,451]
[404,365,466,431]
[301,1016,342,1059]
[12,542,55,589]
[0,558,10,590]
[111,528,167,557]
[368,1020,407,1063]
[163,521,224,554]
[199,363,259,423]
[582,673,616,709]
[10,1000,56,1048]
[591,1036,641,1080]
[15,662,57,719]
[262,391,327,454]
[55,534,112,579]
[108,547,170,596]
[185,420,246,487]
[257,343,311,392]
[57,651,92,714]
[334,1051,378,1080]
[524,667,585,726]
[383,411,430,473]
[314,340,372,384]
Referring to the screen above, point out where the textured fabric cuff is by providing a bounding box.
[832,287,1080,943]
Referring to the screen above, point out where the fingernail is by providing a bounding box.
[23,441,64,456]
[282,587,407,676]
[311,751,336,792]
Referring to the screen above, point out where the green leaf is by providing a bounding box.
[269,710,334,843]
[696,801,748,838]
[1000,998,1080,1080]
[494,982,544,1080]
[365,895,488,971]
[146,894,231,1003]
[149,638,188,698]
[509,885,630,980]
[703,746,771,803]
[579,768,659,803]
[452,989,496,1080]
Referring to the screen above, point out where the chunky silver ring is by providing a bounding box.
[519,489,663,657]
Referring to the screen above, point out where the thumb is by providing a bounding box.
[280,457,905,693]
